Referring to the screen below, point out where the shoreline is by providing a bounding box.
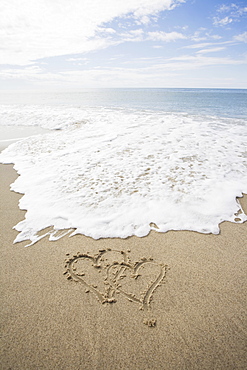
[0,125,50,151]
[1,163,247,369]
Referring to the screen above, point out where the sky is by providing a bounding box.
[0,0,247,89]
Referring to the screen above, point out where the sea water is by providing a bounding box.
[0,89,246,246]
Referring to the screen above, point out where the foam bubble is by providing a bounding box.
[0,107,246,246]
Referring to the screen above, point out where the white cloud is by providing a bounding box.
[0,0,182,66]
[184,42,215,49]
[130,0,184,20]
[148,31,186,42]
[166,54,245,69]
[0,50,247,90]
[97,27,116,34]
[66,58,89,62]
[213,16,233,26]
[211,34,222,40]
[234,31,247,43]
[196,47,226,54]
[217,4,238,13]
[217,3,247,16]
[191,29,222,42]
[184,40,236,50]
[120,29,144,42]
[213,3,247,27]
[135,15,151,25]
[0,65,45,80]
[1,52,245,88]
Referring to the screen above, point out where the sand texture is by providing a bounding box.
[0,163,247,369]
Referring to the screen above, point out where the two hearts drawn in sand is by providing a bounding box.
[64,248,168,323]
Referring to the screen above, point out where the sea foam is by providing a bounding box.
[0,106,246,246]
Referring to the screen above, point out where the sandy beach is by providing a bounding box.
[0,163,246,369]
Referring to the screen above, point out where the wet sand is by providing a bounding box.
[0,126,50,151]
[0,163,247,369]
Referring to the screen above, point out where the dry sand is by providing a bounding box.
[0,163,246,369]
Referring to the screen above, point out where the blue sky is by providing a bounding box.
[0,0,246,89]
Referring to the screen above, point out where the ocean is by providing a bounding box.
[0,88,246,246]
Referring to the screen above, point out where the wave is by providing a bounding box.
[0,106,246,246]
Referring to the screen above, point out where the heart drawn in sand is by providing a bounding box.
[106,259,167,311]
[63,249,169,326]
[64,249,128,304]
